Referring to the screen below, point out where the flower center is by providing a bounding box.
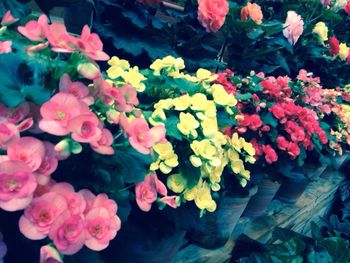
[6,179,18,191]
[56,111,66,120]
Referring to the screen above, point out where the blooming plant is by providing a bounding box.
[105,56,255,213]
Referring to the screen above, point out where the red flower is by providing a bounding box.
[270,105,285,119]
[287,142,300,159]
[276,136,289,150]
[262,145,278,164]
[344,2,350,15]
[329,37,340,56]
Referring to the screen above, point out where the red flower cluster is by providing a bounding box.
[260,76,292,101]
[270,101,328,152]
[214,69,236,95]
[329,36,340,56]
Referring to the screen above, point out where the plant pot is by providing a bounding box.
[243,178,281,217]
[275,172,309,204]
[332,154,350,170]
[64,0,94,34]
[187,186,257,249]
[302,163,328,179]
[113,222,186,263]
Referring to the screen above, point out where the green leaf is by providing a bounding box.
[261,112,278,128]
[0,89,24,107]
[168,77,200,95]
[164,115,183,141]
[21,84,51,106]
[263,20,283,37]
[247,28,264,40]
[235,92,252,101]
[121,9,148,29]
[310,221,323,241]
[114,147,152,183]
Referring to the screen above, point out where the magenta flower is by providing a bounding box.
[75,25,110,61]
[0,160,37,211]
[40,245,63,263]
[0,101,30,124]
[283,11,304,45]
[159,195,178,209]
[50,183,86,215]
[19,192,68,240]
[34,142,58,185]
[68,114,102,143]
[116,85,139,112]
[0,40,12,53]
[7,136,45,172]
[59,74,94,105]
[135,174,167,212]
[125,117,166,154]
[39,93,90,136]
[1,10,19,26]
[17,14,48,41]
[0,120,19,150]
[90,128,114,155]
[84,206,121,251]
[48,211,85,255]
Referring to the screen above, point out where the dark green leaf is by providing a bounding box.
[164,115,183,141]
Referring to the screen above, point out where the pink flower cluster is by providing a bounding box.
[17,14,109,61]
[39,74,114,156]
[19,183,121,255]
[135,174,177,212]
[214,69,237,95]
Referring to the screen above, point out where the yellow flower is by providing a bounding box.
[167,173,187,193]
[152,142,179,174]
[231,159,245,174]
[177,112,199,137]
[190,139,217,160]
[312,22,328,42]
[149,108,166,126]
[190,155,202,167]
[211,84,237,107]
[173,94,191,111]
[154,99,174,110]
[339,43,349,60]
[196,68,217,82]
[122,66,146,92]
[194,182,216,211]
[183,185,198,201]
[201,117,218,138]
[190,93,209,111]
[230,133,243,152]
[150,56,185,75]
[108,56,130,69]
[243,141,256,156]
[107,66,125,79]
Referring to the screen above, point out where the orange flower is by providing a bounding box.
[241,2,263,25]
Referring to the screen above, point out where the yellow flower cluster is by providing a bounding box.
[183,180,217,212]
[107,56,146,92]
[150,142,179,174]
[150,56,185,77]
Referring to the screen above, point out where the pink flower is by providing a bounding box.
[35,142,58,185]
[320,0,331,5]
[159,195,178,208]
[7,136,45,172]
[75,25,109,61]
[0,40,12,53]
[283,11,304,45]
[1,10,19,26]
[197,0,229,33]
[26,42,49,52]
[0,160,37,211]
[48,211,85,255]
[0,119,19,150]
[39,93,89,136]
[40,245,63,263]
[90,193,118,216]
[43,22,75,53]
[135,174,167,212]
[68,114,102,143]
[50,183,86,215]
[19,192,68,240]
[90,128,114,155]
[59,74,94,105]
[78,189,96,214]
[115,85,139,112]
[125,117,166,154]
[84,206,121,251]
[17,15,48,41]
